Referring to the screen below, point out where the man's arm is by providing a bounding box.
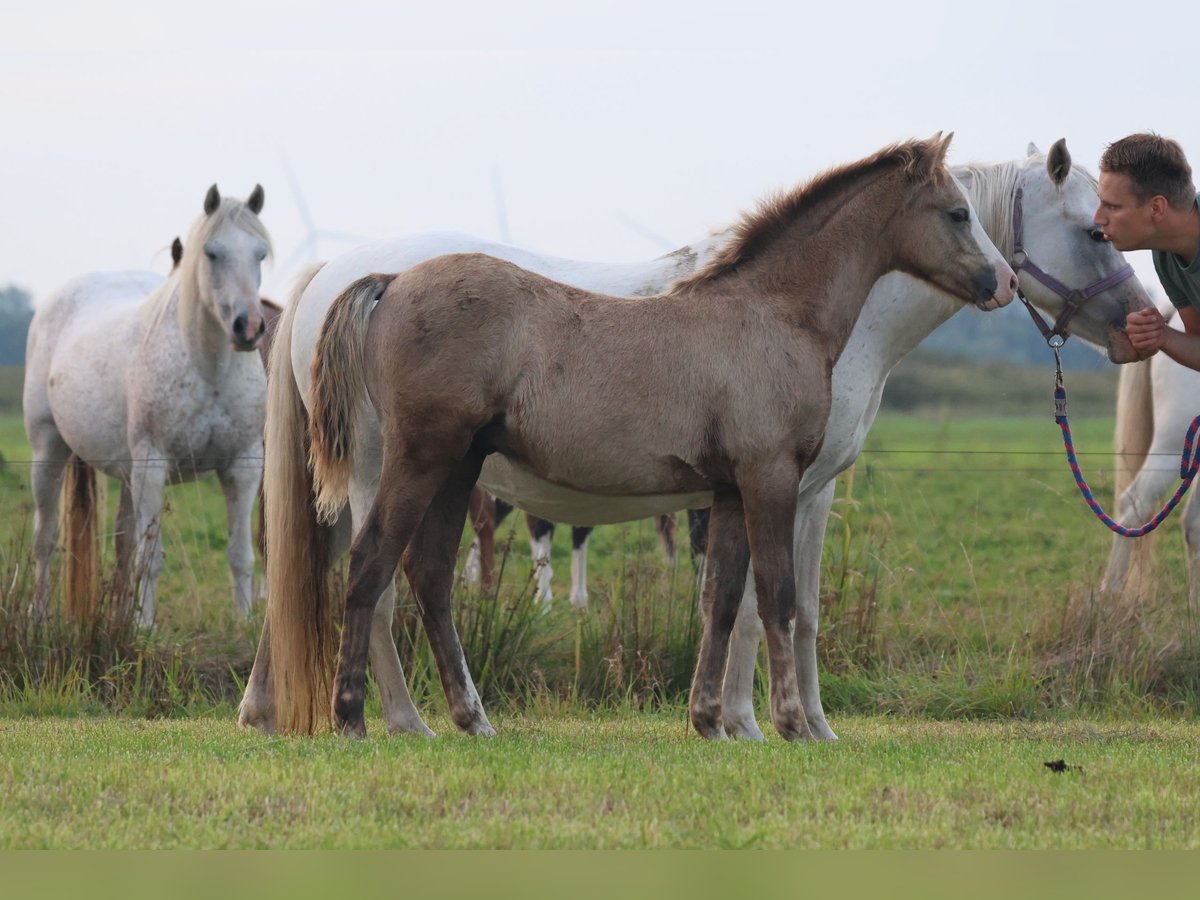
[1124,305,1200,369]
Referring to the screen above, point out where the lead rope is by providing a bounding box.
[1052,345,1200,536]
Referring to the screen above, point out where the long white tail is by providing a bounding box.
[263,265,340,734]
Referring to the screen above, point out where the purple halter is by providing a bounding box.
[1012,185,1136,348]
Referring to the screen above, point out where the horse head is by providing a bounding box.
[189,183,272,352]
[891,132,1018,311]
[1010,140,1152,363]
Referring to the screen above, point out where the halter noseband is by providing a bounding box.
[1012,185,1136,348]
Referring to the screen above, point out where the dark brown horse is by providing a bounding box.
[289,135,1016,740]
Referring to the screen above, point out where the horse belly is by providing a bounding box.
[478,456,712,525]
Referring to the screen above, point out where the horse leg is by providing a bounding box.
[27,430,71,622]
[527,514,555,608]
[114,483,135,603]
[721,578,765,742]
[721,482,838,742]
[464,487,496,589]
[218,455,261,620]
[791,482,838,741]
[1100,460,1177,600]
[333,452,467,738]
[1182,489,1200,616]
[569,526,592,611]
[347,473,433,737]
[687,507,711,572]
[688,486,751,740]
[128,456,168,628]
[238,618,276,733]
[742,462,811,742]
[655,514,678,567]
[239,500,353,734]
[401,451,494,736]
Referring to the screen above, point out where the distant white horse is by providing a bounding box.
[24,185,272,627]
[1101,304,1200,608]
[238,141,1148,737]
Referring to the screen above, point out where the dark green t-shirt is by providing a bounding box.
[1153,194,1200,310]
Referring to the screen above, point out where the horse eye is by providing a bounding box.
[949,208,970,224]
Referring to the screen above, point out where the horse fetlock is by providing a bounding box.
[332,686,367,737]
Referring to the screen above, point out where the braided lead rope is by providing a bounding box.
[1053,346,1200,537]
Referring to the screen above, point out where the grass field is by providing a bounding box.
[3,714,1198,848]
[2,372,1199,848]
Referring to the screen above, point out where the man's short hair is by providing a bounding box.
[1100,133,1196,210]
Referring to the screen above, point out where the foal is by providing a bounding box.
[300,134,1017,740]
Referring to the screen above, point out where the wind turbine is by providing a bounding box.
[269,155,371,294]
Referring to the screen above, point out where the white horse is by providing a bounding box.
[24,185,272,628]
[1101,304,1200,608]
[239,141,1148,737]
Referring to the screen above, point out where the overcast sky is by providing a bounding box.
[3,0,1194,302]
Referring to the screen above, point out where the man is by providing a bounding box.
[1095,132,1200,369]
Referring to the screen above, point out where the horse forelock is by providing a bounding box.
[673,138,937,290]
[180,197,274,281]
[952,161,1022,263]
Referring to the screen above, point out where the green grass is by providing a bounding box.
[2,405,1199,720]
[2,714,1197,848]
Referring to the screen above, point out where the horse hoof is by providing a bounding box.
[807,718,839,742]
[689,710,727,741]
[724,716,766,743]
[236,699,276,735]
[387,719,436,738]
[336,718,368,739]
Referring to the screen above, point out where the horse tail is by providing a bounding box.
[265,264,340,735]
[1112,357,1157,596]
[308,273,394,525]
[61,453,101,624]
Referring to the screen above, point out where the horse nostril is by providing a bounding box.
[233,315,247,339]
[1009,274,1019,294]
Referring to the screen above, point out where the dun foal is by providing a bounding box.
[294,134,1017,740]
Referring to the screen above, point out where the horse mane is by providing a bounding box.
[142,196,273,338]
[952,160,1022,263]
[953,154,1100,264]
[674,138,948,289]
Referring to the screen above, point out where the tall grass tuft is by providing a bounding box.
[0,517,244,717]
[1032,580,1200,713]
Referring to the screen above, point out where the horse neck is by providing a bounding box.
[710,171,907,363]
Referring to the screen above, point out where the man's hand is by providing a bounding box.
[1124,306,1168,357]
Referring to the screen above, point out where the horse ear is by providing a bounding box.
[171,237,183,268]
[247,184,265,215]
[204,184,221,216]
[936,131,954,163]
[1047,138,1072,186]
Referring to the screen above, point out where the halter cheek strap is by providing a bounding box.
[1011,186,1136,347]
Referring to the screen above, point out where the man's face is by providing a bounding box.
[1095,171,1155,251]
